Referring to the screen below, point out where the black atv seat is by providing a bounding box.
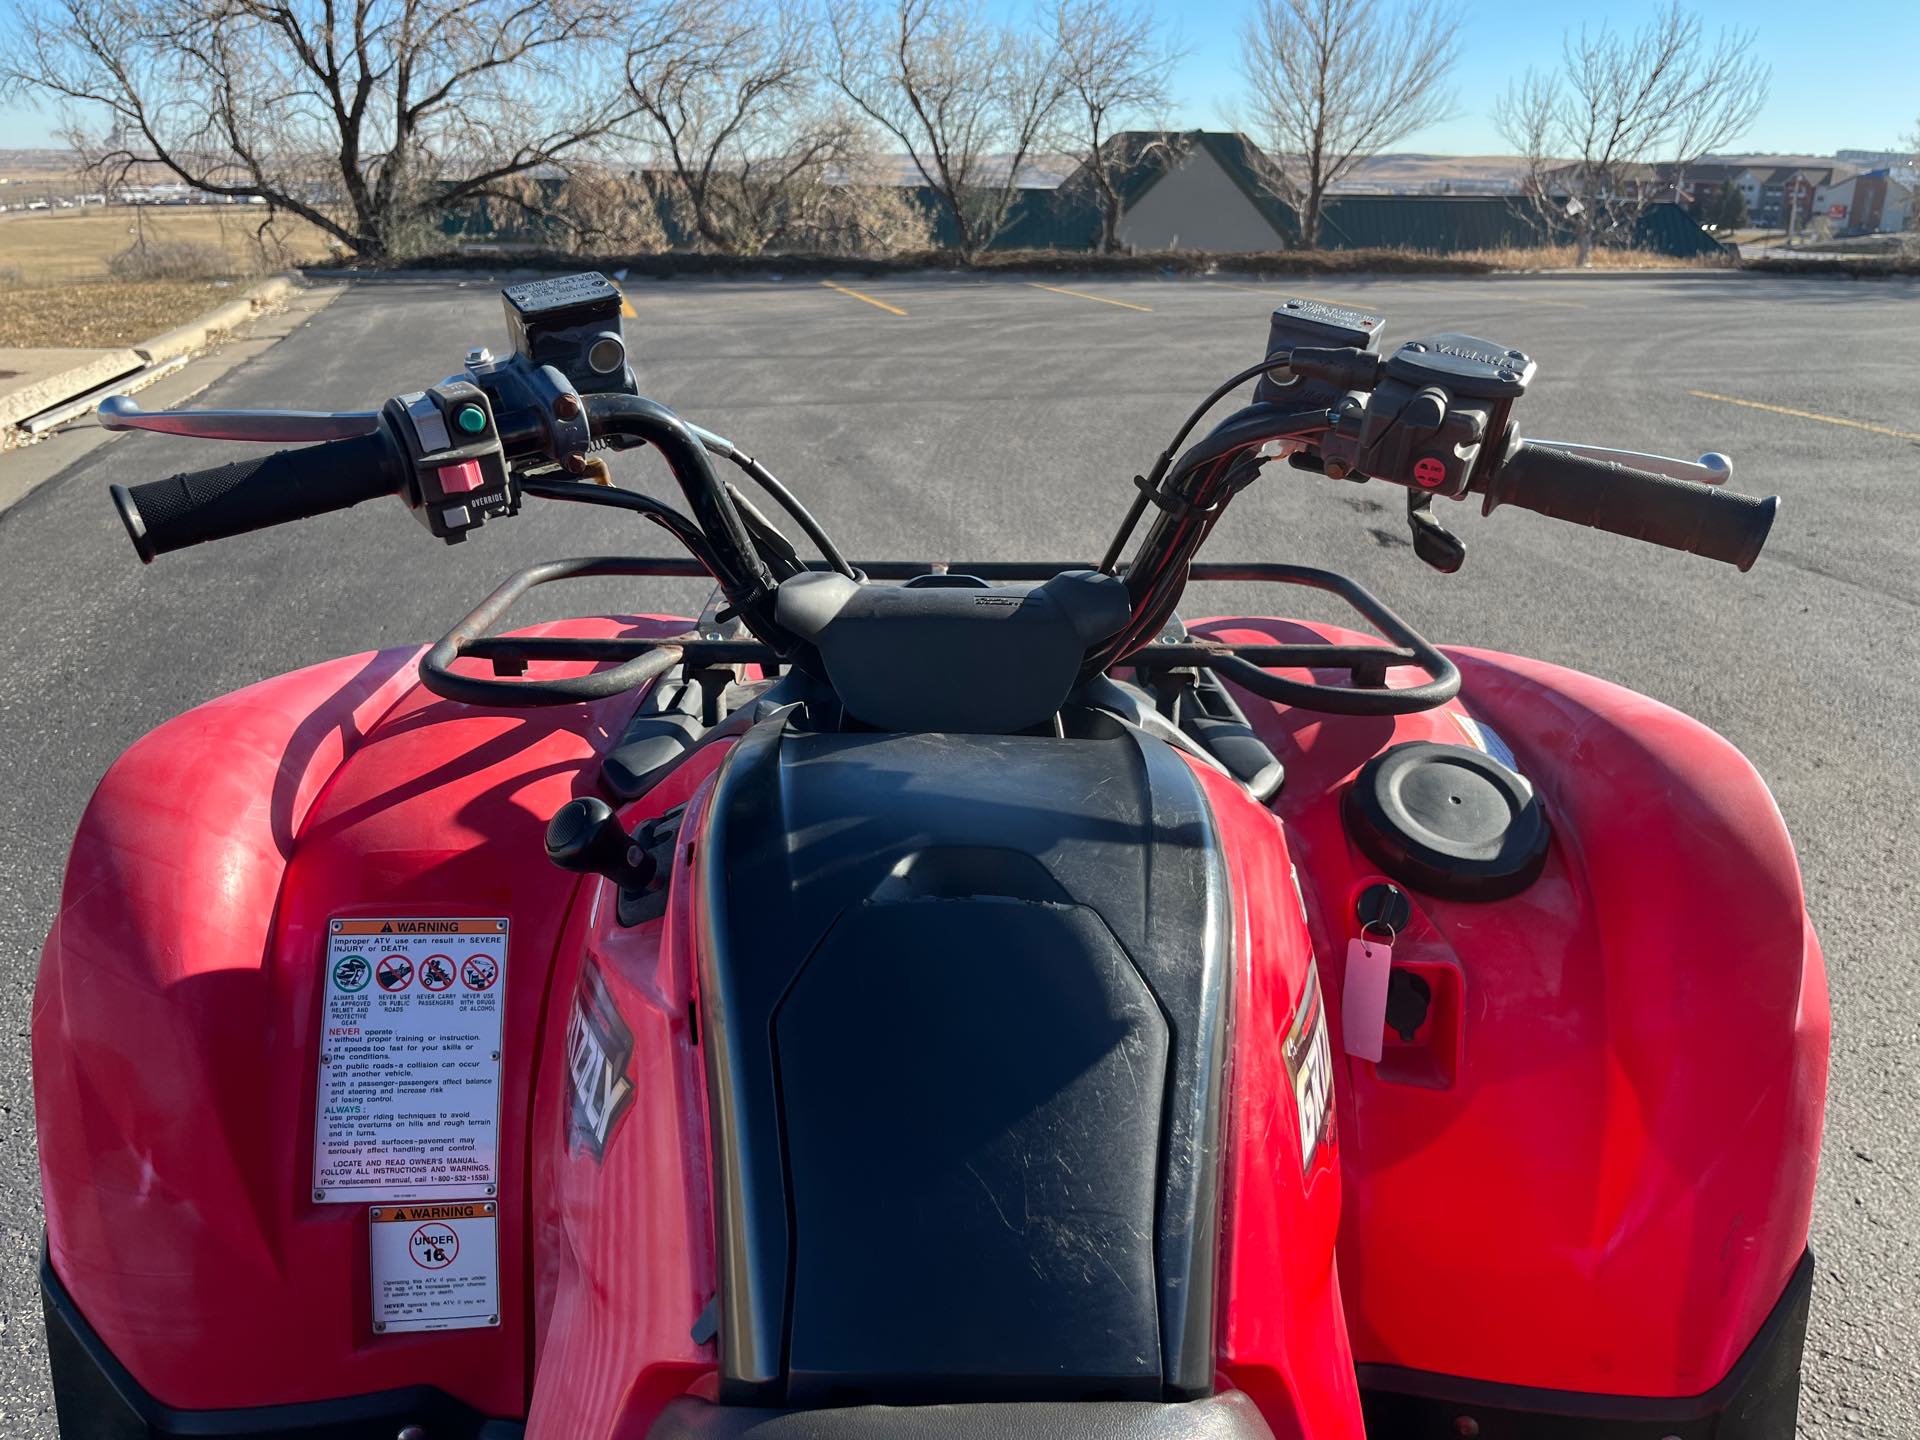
[650,1394,1277,1439]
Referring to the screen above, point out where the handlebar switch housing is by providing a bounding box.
[386,379,519,544]
[1329,334,1537,499]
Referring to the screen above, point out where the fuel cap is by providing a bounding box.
[1343,742,1548,900]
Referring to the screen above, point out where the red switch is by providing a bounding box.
[436,459,486,495]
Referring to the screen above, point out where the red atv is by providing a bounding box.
[36,276,1826,1439]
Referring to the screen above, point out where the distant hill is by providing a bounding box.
[1331,153,1539,193]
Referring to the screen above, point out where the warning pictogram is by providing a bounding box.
[317,919,508,1204]
[410,1221,460,1269]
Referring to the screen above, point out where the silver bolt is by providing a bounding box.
[1496,368,1518,383]
[704,630,723,641]
[1506,349,1526,360]
[1405,341,1426,352]
[397,1426,427,1440]
[313,1189,326,1201]
[465,346,492,368]
[372,1320,387,1333]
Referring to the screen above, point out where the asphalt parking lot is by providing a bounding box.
[0,269,1915,1434]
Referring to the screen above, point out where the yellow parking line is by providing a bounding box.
[1688,390,1920,443]
[820,279,908,316]
[1027,281,1152,312]
[620,293,637,318]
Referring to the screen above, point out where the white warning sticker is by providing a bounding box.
[314,917,508,1203]
[369,1201,500,1334]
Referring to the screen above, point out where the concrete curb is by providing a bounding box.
[0,348,146,431]
[1,273,305,448]
[135,272,303,363]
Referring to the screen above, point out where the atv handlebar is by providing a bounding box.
[110,426,406,563]
[1478,441,1777,573]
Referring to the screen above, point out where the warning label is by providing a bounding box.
[369,1201,499,1334]
[314,918,508,1203]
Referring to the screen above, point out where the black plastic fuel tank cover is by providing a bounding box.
[1344,741,1547,901]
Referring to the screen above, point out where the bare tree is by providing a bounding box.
[2,0,644,258]
[787,156,938,255]
[1496,3,1768,265]
[827,0,1065,260]
[1047,0,1178,253]
[481,164,675,252]
[1238,0,1460,249]
[627,0,863,253]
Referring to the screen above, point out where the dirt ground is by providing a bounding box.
[0,279,236,348]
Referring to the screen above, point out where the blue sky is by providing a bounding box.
[1168,0,1920,155]
[2,0,1915,155]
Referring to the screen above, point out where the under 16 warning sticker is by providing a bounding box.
[369,1201,500,1334]
[315,918,509,1203]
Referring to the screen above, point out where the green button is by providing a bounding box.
[455,404,488,434]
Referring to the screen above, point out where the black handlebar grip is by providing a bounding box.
[1481,443,1777,571]
[110,426,407,563]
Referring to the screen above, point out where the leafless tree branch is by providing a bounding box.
[2,0,648,256]
[1495,1,1768,264]
[1239,0,1460,248]
[825,0,1065,259]
[1046,0,1179,253]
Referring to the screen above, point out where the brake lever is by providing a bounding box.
[1527,439,1731,486]
[98,395,382,443]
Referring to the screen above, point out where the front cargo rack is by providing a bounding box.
[420,557,1459,715]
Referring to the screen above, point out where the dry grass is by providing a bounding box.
[0,279,233,348]
[351,241,1733,278]
[0,204,338,285]
[1450,244,1732,271]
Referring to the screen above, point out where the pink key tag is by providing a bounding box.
[1342,931,1394,1062]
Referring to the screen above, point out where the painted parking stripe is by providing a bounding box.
[620,293,637,318]
[819,280,908,316]
[1026,281,1152,312]
[1688,390,1920,443]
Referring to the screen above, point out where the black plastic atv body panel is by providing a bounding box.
[697,717,1232,1405]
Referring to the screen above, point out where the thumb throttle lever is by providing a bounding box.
[98,394,382,443]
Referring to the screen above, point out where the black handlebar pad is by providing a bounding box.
[1480,442,1777,571]
[110,426,407,562]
